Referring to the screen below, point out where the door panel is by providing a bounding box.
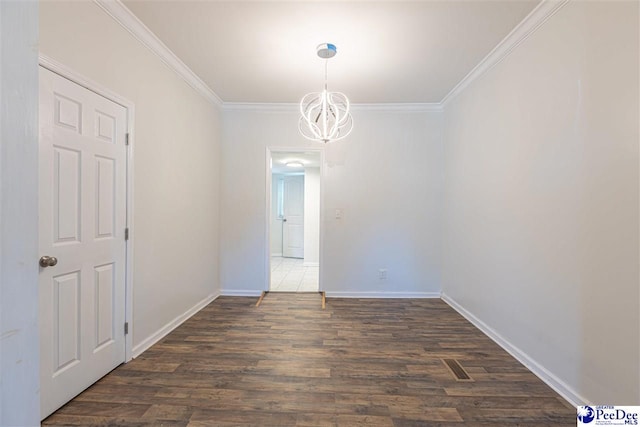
[53,147,81,243]
[95,156,116,238]
[94,263,115,350]
[39,67,127,419]
[52,271,81,374]
[282,175,304,258]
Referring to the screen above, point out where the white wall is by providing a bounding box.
[303,167,320,266]
[0,2,41,424]
[221,108,443,296]
[270,173,283,256]
[39,2,222,352]
[442,0,639,405]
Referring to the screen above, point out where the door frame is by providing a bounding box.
[265,147,325,292]
[38,54,135,363]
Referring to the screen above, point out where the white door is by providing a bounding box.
[282,175,304,258]
[39,67,127,418]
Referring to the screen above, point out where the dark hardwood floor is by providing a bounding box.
[43,294,575,426]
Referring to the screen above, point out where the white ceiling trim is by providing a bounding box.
[223,102,443,113]
[94,0,223,107]
[223,103,300,112]
[352,103,443,113]
[441,0,569,106]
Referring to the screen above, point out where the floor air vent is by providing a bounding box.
[443,358,472,381]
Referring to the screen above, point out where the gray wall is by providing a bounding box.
[442,0,639,404]
[221,108,444,296]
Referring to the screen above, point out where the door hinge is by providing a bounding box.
[125,133,130,146]
[124,322,129,335]
[124,228,129,241]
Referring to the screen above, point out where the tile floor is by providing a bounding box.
[270,256,319,292]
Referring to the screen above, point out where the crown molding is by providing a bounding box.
[223,103,299,112]
[441,0,570,107]
[93,0,223,107]
[222,102,443,113]
[351,103,443,112]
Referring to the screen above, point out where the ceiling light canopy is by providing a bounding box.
[285,161,304,168]
[299,43,353,143]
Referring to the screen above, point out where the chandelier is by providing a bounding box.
[299,43,353,143]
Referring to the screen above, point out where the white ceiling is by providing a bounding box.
[122,0,539,104]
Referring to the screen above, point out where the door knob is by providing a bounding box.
[283,218,287,222]
[39,256,58,268]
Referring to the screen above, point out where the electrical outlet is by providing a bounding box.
[379,269,387,280]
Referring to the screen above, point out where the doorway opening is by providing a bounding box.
[267,149,322,292]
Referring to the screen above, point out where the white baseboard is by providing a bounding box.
[271,253,283,257]
[303,261,319,267]
[325,291,441,298]
[131,292,219,358]
[221,289,264,297]
[441,292,586,408]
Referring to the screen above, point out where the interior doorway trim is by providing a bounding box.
[265,146,325,293]
[38,54,136,362]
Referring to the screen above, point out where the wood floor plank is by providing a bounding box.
[141,404,192,421]
[43,294,575,426]
[335,414,395,427]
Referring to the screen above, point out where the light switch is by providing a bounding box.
[335,209,343,219]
